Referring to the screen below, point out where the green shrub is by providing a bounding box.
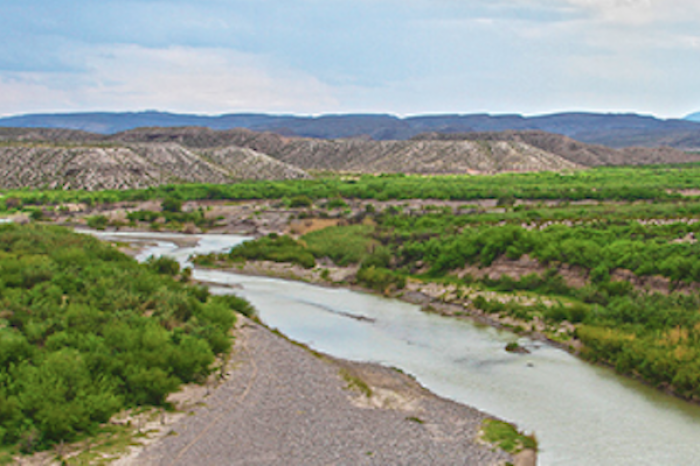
[0,224,248,451]
[289,195,313,208]
[146,255,181,276]
[325,197,348,209]
[303,224,376,266]
[87,215,109,230]
[161,197,183,213]
[228,234,316,269]
[28,209,44,221]
[356,265,406,292]
[481,419,537,454]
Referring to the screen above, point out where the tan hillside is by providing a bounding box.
[258,138,581,173]
[0,142,309,190]
[412,131,700,166]
[201,146,309,180]
[111,127,581,173]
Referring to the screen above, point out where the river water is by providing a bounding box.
[89,231,700,465]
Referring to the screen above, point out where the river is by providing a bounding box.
[89,231,700,465]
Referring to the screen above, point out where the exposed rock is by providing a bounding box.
[0,142,309,190]
[412,130,700,166]
[113,127,582,173]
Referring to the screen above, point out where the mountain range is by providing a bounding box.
[2,111,700,150]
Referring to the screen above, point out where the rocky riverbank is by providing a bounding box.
[122,317,531,466]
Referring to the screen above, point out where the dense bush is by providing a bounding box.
[0,224,247,451]
[127,208,215,230]
[356,265,406,292]
[228,234,316,269]
[417,221,700,285]
[86,215,109,230]
[302,224,376,266]
[161,197,183,213]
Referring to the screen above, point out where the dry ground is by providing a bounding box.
[124,318,518,466]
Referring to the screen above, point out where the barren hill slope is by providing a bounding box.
[111,127,581,174]
[252,138,581,174]
[412,131,700,166]
[200,146,310,180]
[0,142,309,190]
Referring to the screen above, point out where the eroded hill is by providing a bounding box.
[0,141,309,190]
[110,127,581,173]
[412,131,700,166]
[1,125,698,190]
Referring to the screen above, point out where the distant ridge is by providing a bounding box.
[3,111,700,149]
[686,112,700,123]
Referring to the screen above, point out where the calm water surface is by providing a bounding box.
[90,231,700,465]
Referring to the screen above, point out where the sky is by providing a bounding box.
[1,0,700,118]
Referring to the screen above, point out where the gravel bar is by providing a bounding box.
[130,319,514,466]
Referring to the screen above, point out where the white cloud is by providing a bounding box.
[565,0,700,24]
[0,44,339,115]
[2,1,700,118]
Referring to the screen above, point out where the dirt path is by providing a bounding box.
[127,318,515,466]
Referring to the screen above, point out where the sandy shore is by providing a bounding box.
[121,317,522,466]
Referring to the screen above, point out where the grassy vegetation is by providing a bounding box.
[6,163,700,406]
[0,224,250,455]
[339,369,373,398]
[303,224,376,266]
[195,233,316,269]
[3,163,700,210]
[481,419,537,454]
[189,167,700,400]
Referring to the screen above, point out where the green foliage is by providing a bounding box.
[303,224,376,266]
[86,215,109,230]
[289,195,313,208]
[161,197,183,213]
[576,324,700,399]
[4,163,700,208]
[28,209,44,221]
[6,163,700,403]
[127,208,214,230]
[481,419,537,454]
[325,197,348,209]
[0,224,244,451]
[472,296,545,322]
[422,221,700,284]
[210,294,257,319]
[339,369,372,398]
[228,234,316,269]
[146,255,181,276]
[356,265,406,292]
